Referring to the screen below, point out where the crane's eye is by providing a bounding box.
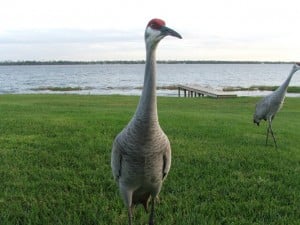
[150,23,161,30]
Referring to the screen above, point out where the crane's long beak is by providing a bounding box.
[160,26,182,39]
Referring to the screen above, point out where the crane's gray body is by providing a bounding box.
[254,76,290,121]
[111,42,171,206]
[111,115,171,205]
[253,64,300,147]
[111,19,181,225]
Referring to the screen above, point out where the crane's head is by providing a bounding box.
[145,18,182,47]
[293,62,300,72]
[253,100,267,126]
[253,117,261,126]
[253,110,261,126]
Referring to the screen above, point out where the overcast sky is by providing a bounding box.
[0,0,299,61]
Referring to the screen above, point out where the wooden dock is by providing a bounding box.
[177,85,237,98]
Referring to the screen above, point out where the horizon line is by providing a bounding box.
[0,60,296,66]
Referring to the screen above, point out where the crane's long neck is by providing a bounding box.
[134,45,158,124]
[277,68,296,95]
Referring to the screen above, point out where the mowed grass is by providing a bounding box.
[0,94,299,225]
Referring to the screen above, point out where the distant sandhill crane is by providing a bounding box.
[253,63,300,147]
[111,19,182,225]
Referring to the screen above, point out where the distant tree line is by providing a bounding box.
[0,60,146,65]
[0,60,293,66]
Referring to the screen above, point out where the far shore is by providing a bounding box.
[28,85,300,94]
[0,60,295,66]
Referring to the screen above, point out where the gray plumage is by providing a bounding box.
[111,19,182,225]
[253,63,300,147]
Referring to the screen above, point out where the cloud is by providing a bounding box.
[0,28,146,61]
[0,29,142,44]
[0,28,147,60]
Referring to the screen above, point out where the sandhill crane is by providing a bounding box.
[253,63,300,148]
[111,19,182,225]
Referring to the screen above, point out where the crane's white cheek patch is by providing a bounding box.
[145,27,161,43]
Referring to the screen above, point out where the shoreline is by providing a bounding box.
[0,60,295,66]
[8,84,300,93]
[1,91,300,98]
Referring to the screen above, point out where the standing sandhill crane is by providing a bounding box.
[253,63,300,148]
[111,19,182,225]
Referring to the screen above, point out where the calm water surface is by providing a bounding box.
[1,64,299,96]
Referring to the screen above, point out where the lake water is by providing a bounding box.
[1,63,300,97]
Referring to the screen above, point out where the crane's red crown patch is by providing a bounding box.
[147,18,166,30]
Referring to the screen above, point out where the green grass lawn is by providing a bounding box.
[0,94,299,225]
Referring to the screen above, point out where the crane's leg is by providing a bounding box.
[128,206,133,225]
[265,124,270,146]
[266,118,272,145]
[267,118,277,148]
[269,122,278,149]
[119,186,133,225]
[149,197,155,225]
